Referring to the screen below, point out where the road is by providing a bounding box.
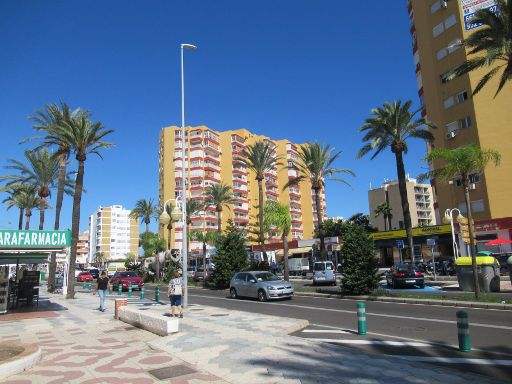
[131,285,512,381]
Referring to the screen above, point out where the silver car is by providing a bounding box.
[229,271,294,301]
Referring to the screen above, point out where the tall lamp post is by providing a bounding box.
[180,43,197,307]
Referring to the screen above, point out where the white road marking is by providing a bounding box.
[391,355,512,366]
[189,293,512,331]
[301,329,351,334]
[308,338,431,347]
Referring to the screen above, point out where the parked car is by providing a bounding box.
[313,261,336,286]
[110,271,144,291]
[87,268,100,279]
[76,271,94,282]
[230,271,294,301]
[386,264,424,289]
[194,265,214,282]
[187,266,197,279]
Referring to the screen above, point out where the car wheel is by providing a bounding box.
[257,289,267,302]
[418,283,425,289]
[230,288,238,299]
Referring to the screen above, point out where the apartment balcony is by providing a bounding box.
[204,174,221,183]
[291,217,302,224]
[234,207,249,214]
[290,207,301,214]
[234,217,249,224]
[289,189,301,198]
[265,170,278,177]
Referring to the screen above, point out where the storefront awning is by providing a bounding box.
[273,247,312,257]
[0,252,49,265]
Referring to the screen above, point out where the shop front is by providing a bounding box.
[0,229,71,314]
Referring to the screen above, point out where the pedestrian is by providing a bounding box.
[93,270,110,312]
[167,271,184,318]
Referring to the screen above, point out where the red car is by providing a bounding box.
[110,271,144,291]
[76,271,94,282]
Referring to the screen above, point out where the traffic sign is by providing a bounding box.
[395,240,404,249]
[426,238,436,246]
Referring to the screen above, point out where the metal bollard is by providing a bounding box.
[155,287,160,303]
[456,310,471,352]
[118,283,122,296]
[128,284,133,297]
[140,286,145,300]
[357,302,367,336]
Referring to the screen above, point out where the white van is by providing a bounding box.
[313,261,336,286]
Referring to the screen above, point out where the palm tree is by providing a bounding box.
[423,144,500,299]
[130,198,159,233]
[190,230,218,276]
[1,185,36,230]
[264,201,291,281]
[287,142,354,259]
[186,199,204,226]
[1,149,67,230]
[447,0,512,97]
[56,113,114,299]
[204,182,237,232]
[237,140,281,263]
[161,202,175,250]
[357,100,435,263]
[21,193,41,230]
[374,202,393,231]
[24,102,86,292]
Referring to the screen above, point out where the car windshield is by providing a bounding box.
[314,263,325,271]
[254,272,280,282]
[395,264,415,272]
[120,272,137,277]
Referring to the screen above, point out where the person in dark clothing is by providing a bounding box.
[93,271,110,312]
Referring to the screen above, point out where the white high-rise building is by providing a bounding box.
[88,205,139,263]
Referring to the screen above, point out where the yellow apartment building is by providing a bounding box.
[158,126,325,255]
[408,0,512,249]
[88,205,139,262]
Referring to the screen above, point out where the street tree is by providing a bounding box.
[447,0,512,97]
[422,144,501,299]
[1,185,36,230]
[287,142,354,259]
[358,100,435,263]
[130,198,159,233]
[264,201,291,281]
[374,202,393,231]
[204,182,237,232]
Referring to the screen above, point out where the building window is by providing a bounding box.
[444,14,457,29]
[431,1,442,13]
[443,96,455,109]
[446,121,459,133]
[456,90,468,103]
[447,39,462,53]
[459,116,472,129]
[440,71,450,83]
[437,48,448,61]
[433,21,444,37]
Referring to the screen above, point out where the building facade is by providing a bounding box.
[158,126,326,255]
[408,0,512,223]
[88,205,139,263]
[369,177,437,232]
[76,230,89,266]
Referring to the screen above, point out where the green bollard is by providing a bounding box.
[456,310,471,352]
[118,283,122,296]
[83,281,86,289]
[87,282,92,292]
[155,287,160,303]
[128,284,133,297]
[140,286,145,300]
[357,302,367,336]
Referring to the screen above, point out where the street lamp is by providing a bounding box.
[180,42,197,307]
[442,208,466,260]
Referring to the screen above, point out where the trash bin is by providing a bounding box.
[455,256,501,293]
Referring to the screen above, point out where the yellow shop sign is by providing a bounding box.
[371,225,452,241]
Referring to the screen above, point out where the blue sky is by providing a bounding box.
[0,1,427,233]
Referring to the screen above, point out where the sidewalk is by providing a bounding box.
[0,287,507,384]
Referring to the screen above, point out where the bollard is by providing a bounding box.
[357,302,367,336]
[83,281,86,289]
[140,286,145,300]
[456,310,471,352]
[118,283,122,296]
[155,287,160,303]
[128,284,133,297]
[88,282,92,292]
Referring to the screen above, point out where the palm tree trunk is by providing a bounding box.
[48,153,67,293]
[66,160,85,299]
[145,221,149,233]
[25,213,31,230]
[257,179,268,263]
[464,184,480,299]
[388,215,392,231]
[38,197,45,230]
[167,223,172,250]
[217,209,222,233]
[283,232,290,281]
[203,239,207,281]
[394,151,415,264]
[18,208,24,230]
[314,187,326,259]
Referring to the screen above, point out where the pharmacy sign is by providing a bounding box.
[0,230,71,249]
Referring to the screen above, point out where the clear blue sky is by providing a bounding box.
[0,1,427,233]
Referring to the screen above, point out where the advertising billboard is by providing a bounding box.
[461,0,498,30]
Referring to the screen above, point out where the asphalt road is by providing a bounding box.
[130,285,512,381]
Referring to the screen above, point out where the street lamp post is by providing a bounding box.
[180,43,197,307]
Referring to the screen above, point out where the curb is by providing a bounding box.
[295,292,512,310]
[0,344,42,380]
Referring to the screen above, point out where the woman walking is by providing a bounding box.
[93,270,110,312]
[167,271,184,318]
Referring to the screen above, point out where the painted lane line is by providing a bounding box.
[307,338,432,347]
[301,329,351,334]
[189,293,512,331]
[391,355,512,366]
